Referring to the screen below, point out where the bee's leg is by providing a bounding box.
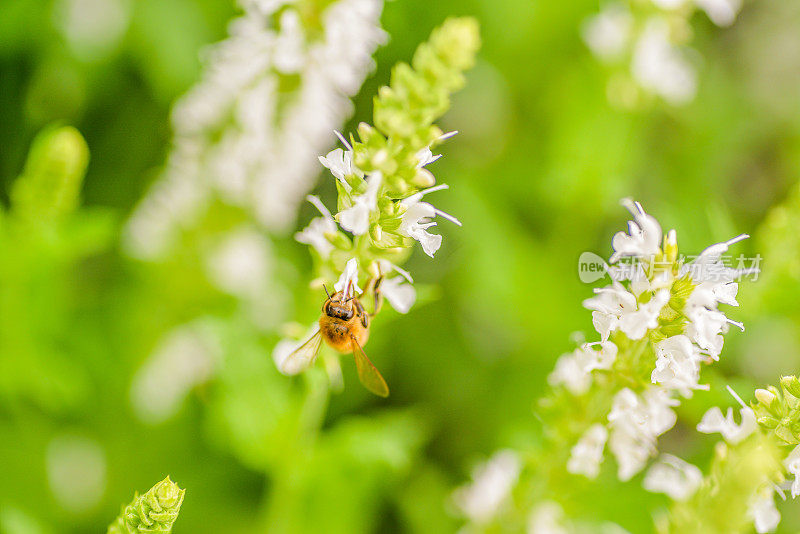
[370,275,384,317]
[354,298,369,328]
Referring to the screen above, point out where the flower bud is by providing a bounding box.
[757,416,779,429]
[370,224,383,243]
[411,168,436,187]
[324,230,352,250]
[782,376,800,398]
[755,388,777,408]
[774,425,798,445]
[664,229,678,264]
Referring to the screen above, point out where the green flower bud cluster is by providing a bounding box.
[304,17,480,283]
[752,376,800,445]
[107,477,185,534]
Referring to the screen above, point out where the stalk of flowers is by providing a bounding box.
[124,0,387,260]
[452,199,755,530]
[582,0,741,107]
[123,0,386,422]
[663,377,800,534]
[274,17,480,376]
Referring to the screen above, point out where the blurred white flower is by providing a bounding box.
[339,171,382,235]
[582,4,633,61]
[696,0,741,27]
[453,450,521,524]
[54,0,130,61]
[273,9,305,73]
[631,18,696,105]
[784,446,800,499]
[608,388,678,480]
[125,0,386,259]
[643,454,703,500]
[399,184,461,257]
[548,342,618,395]
[206,227,272,297]
[748,488,781,534]
[130,322,218,424]
[527,501,569,534]
[568,424,609,479]
[47,435,106,513]
[295,195,338,259]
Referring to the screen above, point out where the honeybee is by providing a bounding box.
[279,277,389,397]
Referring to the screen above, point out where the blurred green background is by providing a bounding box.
[2,0,800,532]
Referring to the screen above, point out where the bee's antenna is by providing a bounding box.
[323,284,331,299]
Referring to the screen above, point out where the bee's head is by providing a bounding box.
[323,285,354,320]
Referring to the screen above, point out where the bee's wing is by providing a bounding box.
[279,328,323,375]
[350,336,389,397]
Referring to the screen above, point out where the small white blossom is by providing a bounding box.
[295,195,338,258]
[416,146,442,168]
[548,342,617,395]
[567,424,608,479]
[319,146,362,186]
[399,184,461,257]
[334,257,362,298]
[583,281,637,340]
[339,171,382,235]
[608,388,678,480]
[696,405,757,444]
[618,289,669,340]
[784,446,800,499]
[610,199,663,263]
[376,261,416,314]
[643,454,703,500]
[651,335,706,396]
[584,282,669,341]
[453,450,520,524]
[748,488,781,534]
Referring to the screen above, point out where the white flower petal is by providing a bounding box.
[643,454,703,501]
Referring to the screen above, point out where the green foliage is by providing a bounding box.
[107,477,185,534]
[10,125,88,222]
[663,435,782,534]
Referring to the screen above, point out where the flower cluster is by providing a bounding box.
[582,0,741,106]
[681,377,800,533]
[275,17,480,370]
[546,199,752,484]
[124,0,387,260]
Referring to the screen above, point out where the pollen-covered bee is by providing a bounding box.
[279,276,389,397]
